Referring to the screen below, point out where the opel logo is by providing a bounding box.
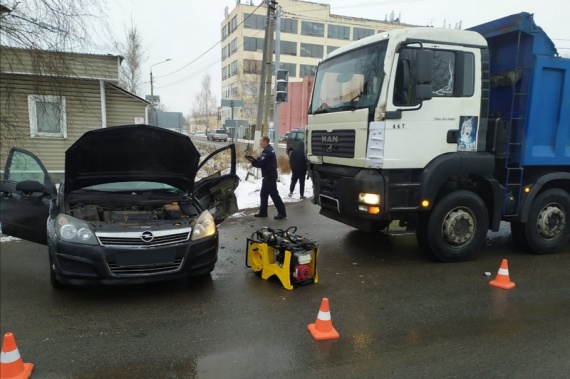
[140,231,154,243]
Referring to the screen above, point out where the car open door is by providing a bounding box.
[0,148,56,245]
[193,144,239,224]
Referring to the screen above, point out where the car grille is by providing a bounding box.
[96,227,192,247]
[311,130,355,158]
[108,258,184,275]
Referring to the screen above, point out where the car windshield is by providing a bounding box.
[82,181,185,193]
[309,40,387,115]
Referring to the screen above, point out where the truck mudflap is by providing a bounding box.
[311,166,390,232]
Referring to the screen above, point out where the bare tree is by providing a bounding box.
[192,73,218,130]
[116,20,147,95]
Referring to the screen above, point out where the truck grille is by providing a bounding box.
[311,130,355,158]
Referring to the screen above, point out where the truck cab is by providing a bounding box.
[306,13,570,261]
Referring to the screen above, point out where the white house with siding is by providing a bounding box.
[0,47,150,175]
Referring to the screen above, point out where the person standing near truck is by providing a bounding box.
[251,136,287,219]
[288,142,307,199]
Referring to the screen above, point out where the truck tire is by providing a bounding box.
[515,189,570,254]
[424,190,489,262]
[415,212,431,254]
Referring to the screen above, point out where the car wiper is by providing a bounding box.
[313,108,329,115]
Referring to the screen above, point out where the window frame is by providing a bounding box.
[28,94,67,139]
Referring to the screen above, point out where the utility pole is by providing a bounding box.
[272,5,281,144]
[254,0,276,142]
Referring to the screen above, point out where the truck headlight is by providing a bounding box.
[359,193,380,205]
[191,210,216,241]
[55,214,99,245]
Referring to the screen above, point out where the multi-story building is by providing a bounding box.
[220,0,412,138]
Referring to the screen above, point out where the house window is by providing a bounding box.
[301,21,324,37]
[328,25,350,40]
[28,95,67,138]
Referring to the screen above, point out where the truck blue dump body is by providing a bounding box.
[469,12,570,166]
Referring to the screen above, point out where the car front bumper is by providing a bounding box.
[49,234,218,285]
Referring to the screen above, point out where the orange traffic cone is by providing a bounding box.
[307,298,339,340]
[489,259,516,290]
[0,333,33,379]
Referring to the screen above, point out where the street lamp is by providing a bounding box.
[149,58,172,107]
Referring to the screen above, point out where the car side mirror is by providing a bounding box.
[15,180,46,194]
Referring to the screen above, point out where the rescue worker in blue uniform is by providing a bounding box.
[251,136,287,219]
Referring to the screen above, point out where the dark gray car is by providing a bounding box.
[0,125,239,288]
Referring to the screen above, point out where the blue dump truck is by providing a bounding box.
[306,12,569,261]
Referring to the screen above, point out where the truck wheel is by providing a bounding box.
[520,189,569,254]
[425,190,489,262]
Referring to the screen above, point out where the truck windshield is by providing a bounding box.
[310,41,387,115]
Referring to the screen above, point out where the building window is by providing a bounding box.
[244,13,265,29]
[230,38,238,53]
[243,59,262,74]
[278,40,297,56]
[301,21,324,37]
[222,25,229,40]
[300,43,323,58]
[231,15,238,32]
[222,44,229,60]
[28,95,67,138]
[222,66,228,80]
[231,82,238,97]
[328,25,350,40]
[280,18,298,34]
[230,60,238,76]
[353,27,374,40]
[276,62,296,78]
[244,36,264,52]
[300,64,317,77]
[327,46,339,55]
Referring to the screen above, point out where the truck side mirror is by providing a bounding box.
[415,49,433,101]
[415,49,433,84]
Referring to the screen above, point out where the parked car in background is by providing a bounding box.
[279,132,289,143]
[286,128,305,156]
[206,128,229,142]
[0,125,239,288]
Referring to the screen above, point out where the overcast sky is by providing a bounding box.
[102,0,570,115]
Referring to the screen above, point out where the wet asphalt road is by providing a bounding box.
[1,199,569,378]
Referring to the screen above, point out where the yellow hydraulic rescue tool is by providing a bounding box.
[246,226,318,290]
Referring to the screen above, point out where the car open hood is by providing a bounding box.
[64,125,200,193]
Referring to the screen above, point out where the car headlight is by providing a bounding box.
[55,214,99,245]
[191,210,216,241]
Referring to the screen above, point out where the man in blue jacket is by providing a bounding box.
[251,136,287,219]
